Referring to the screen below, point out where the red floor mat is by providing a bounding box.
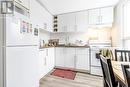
[51,69,76,80]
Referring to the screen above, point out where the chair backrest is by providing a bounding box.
[100,55,117,87]
[115,50,130,62]
[121,64,130,87]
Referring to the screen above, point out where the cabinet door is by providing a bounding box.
[39,50,47,78]
[58,15,68,32]
[55,48,65,67]
[76,11,88,32]
[88,9,100,25]
[48,48,55,71]
[64,48,75,68]
[100,7,113,24]
[66,13,76,32]
[76,55,90,70]
[76,48,90,71]
[58,13,76,32]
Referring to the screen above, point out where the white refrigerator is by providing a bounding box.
[0,12,39,87]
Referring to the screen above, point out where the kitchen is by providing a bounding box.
[0,0,129,87]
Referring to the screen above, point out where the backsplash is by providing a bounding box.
[50,28,112,45]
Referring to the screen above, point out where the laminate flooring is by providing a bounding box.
[40,72,103,87]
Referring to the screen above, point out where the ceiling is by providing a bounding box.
[38,0,119,15]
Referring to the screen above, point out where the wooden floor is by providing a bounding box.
[40,72,103,87]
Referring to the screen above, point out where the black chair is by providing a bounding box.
[100,55,118,87]
[121,64,130,87]
[115,50,130,62]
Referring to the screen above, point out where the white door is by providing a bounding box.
[6,46,39,87]
[76,11,88,32]
[55,48,65,67]
[88,9,100,25]
[100,7,113,24]
[64,48,75,68]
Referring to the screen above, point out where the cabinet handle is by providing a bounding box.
[65,26,67,32]
[100,16,102,24]
[75,25,77,32]
[98,16,100,24]
[44,57,46,65]
[63,26,65,32]
[74,55,77,68]
[46,49,48,56]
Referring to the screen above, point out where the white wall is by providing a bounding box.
[39,30,50,43]
[111,0,126,47]
[30,0,53,30]
[30,0,53,44]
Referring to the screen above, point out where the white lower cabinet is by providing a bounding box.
[76,55,90,71]
[64,48,75,68]
[39,48,55,78]
[39,49,47,78]
[55,48,65,67]
[55,47,90,71]
[91,66,102,76]
[47,48,55,71]
[75,48,90,71]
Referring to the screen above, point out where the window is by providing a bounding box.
[123,1,130,49]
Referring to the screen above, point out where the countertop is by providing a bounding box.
[39,45,90,49]
[55,45,90,48]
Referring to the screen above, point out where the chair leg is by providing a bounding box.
[118,83,122,87]
[103,80,108,87]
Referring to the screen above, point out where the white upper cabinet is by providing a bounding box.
[57,6,113,32]
[66,13,76,32]
[58,12,88,32]
[15,0,30,9]
[58,15,67,32]
[76,11,89,32]
[88,6,113,25]
[100,7,113,24]
[88,9,100,25]
[58,13,76,32]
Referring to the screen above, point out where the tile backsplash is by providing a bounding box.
[50,28,112,45]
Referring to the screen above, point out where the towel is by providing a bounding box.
[99,49,114,60]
